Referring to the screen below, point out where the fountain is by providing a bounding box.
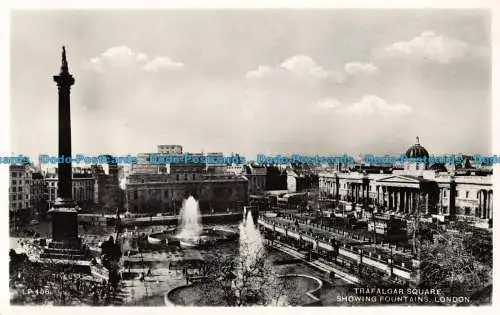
[146,196,236,249]
[165,207,324,306]
[238,207,265,268]
[176,196,203,246]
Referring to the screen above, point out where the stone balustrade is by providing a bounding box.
[258,218,414,282]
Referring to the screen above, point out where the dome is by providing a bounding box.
[405,137,429,158]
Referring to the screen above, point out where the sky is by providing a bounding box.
[10,10,491,160]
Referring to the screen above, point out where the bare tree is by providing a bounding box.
[10,239,122,306]
[186,246,298,306]
[10,245,89,305]
[419,223,492,303]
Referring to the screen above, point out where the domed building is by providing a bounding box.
[319,136,493,228]
[404,136,429,172]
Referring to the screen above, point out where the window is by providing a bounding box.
[184,174,188,181]
[465,207,471,216]
[12,187,16,192]
[465,191,469,198]
[12,180,16,185]
[443,190,447,197]
[176,174,179,181]
[133,190,138,199]
[192,174,196,180]
[164,190,169,198]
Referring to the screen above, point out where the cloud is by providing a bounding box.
[344,62,379,76]
[144,56,184,72]
[85,45,184,72]
[383,31,475,64]
[245,65,275,79]
[246,55,339,80]
[343,95,412,115]
[317,98,342,108]
[280,55,332,78]
[318,95,412,116]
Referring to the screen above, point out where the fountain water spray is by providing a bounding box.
[232,207,281,305]
[176,196,203,241]
[238,208,265,268]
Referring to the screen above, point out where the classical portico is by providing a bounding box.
[345,179,370,204]
[318,138,492,225]
[374,175,429,214]
[477,189,493,220]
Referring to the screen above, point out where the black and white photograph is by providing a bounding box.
[5,5,495,308]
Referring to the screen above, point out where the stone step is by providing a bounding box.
[39,252,86,260]
[43,247,83,254]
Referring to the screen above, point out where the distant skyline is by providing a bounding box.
[11,10,491,160]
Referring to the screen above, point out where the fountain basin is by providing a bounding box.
[165,274,323,306]
[147,229,174,245]
[147,235,164,245]
[148,227,237,249]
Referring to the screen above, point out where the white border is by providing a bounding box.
[4,0,498,9]
[1,1,498,315]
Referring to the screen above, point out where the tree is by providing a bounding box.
[419,223,492,303]
[100,236,123,290]
[10,245,89,305]
[9,240,117,306]
[186,245,300,306]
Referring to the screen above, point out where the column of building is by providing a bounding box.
[387,188,391,210]
[399,189,404,213]
[392,188,397,211]
[380,186,387,207]
[384,186,388,210]
[425,192,429,214]
[393,188,398,211]
[481,190,487,219]
[489,190,493,219]
[392,188,396,211]
[483,190,487,219]
[437,188,442,215]
[401,190,406,213]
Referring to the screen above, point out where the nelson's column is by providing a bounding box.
[44,47,82,254]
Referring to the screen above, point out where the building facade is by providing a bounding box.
[157,144,183,155]
[243,164,267,195]
[9,164,33,225]
[125,173,248,214]
[31,172,48,217]
[131,153,160,174]
[45,167,95,208]
[319,140,493,228]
